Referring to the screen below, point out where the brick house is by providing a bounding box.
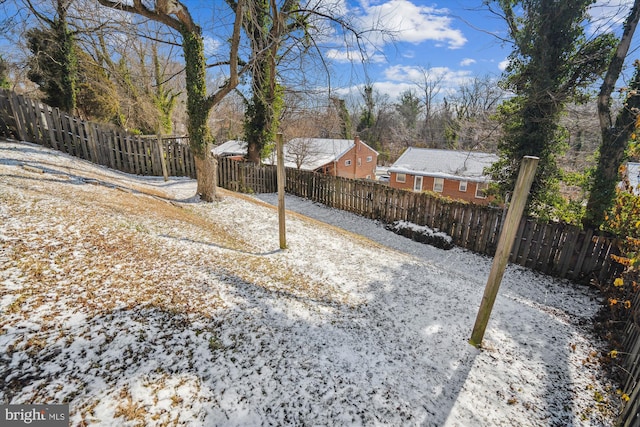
[269,136,378,180]
[388,147,498,204]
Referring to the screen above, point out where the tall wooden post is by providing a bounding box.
[276,133,287,249]
[470,156,539,348]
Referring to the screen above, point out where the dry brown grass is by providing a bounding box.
[0,155,352,327]
[0,146,368,424]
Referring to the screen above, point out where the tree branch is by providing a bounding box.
[96,0,183,32]
[598,0,640,131]
[205,0,244,110]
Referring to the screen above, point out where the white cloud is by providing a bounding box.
[498,59,510,72]
[204,36,222,57]
[375,64,474,99]
[403,50,416,59]
[359,0,467,49]
[460,58,476,67]
[370,80,416,100]
[325,48,386,64]
[325,49,358,62]
[384,64,471,84]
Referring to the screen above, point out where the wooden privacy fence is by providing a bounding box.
[0,89,622,285]
[281,167,622,284]
[215,162,622,283]
[619,293,640,427]
[217,156,277,193]
[0,89,196,178]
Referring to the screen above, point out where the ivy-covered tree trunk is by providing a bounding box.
[0,56,10,89]
[586,131,630,227]
[242,0,282,165]
[25,0,77,114]
[182,29,217,201]
[56,17,76,114]
[96,0,245,202]
[583,0,640,229]
[487,0,616,217]
[584,63,640,229]
[152,43,177,134]
[245,55,281,164]
[331,97,352,140]
[237,0,304,164]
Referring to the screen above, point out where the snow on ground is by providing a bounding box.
[0,140,623,426]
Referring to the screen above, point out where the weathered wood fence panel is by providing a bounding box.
[278,168,621,284]
[619,298,640,426]
[216,157,277,193]
[0,89,195,178]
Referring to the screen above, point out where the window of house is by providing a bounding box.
[345,159,352,166]
[366,175,371,179]
[366,156,373,162]
[459,181,468,192]
[414,176,423,192]
[433,178,444,192]
[357,158,362,166]
[396,173,406,183]
[475,182,488,198]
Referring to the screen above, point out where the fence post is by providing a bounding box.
[277,133,287,249]
[6,91,26,142]
[156,134,169,181]
[470,156,539,348]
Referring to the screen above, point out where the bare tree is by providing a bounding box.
[415,66,445,146]
[284,137,323,169]
[96,0,246,201]
[279,94,344,141]
[394,89,422,146]
[81,23,184,132]
[449,75,505,151]
[210,90,245,143]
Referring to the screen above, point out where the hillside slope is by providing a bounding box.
[0,139,622,426]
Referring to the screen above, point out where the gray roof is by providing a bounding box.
[212,140,246,157]
[285,138,352,170]
[388,147,497,182]
[266,138,375,171]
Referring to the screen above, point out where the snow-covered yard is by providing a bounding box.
[0,140,623,426]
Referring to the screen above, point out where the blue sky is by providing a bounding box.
[338,0,513,100]
[322,0,637,101]
[193,0,514,101]
[1,0,633,103]
[188,0,636,103]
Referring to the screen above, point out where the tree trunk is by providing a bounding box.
[58,22,76,114]
[584,88,640,229]
[93,0,245,202]
[182,28,217,201]
[194,146,218,202]
[583,0,640,229]
[247,139,261,164]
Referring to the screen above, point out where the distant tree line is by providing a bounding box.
[0,0,639,231]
